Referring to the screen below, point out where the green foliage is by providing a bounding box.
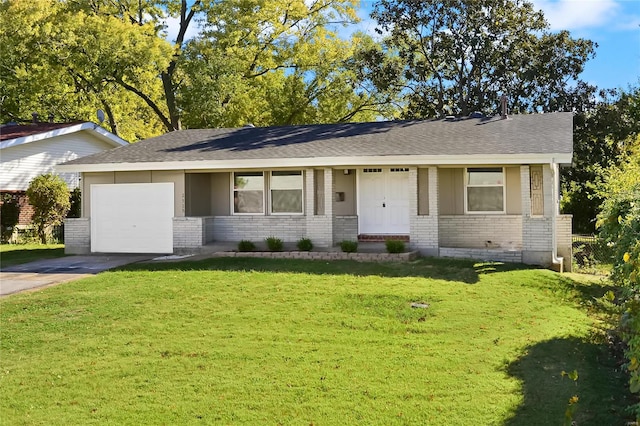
[597,135,640,418]
[1,0,390,134]
[385,239,405,254]
[0,0,171,140]
[237,240,255,252]
[371,0,596,118]
[296,237,313,251]
[0,194,20,242]
[265,236,284,252]
[25,174,70,244]
[67,188,81,219]
[339,240,358,253]
[562,87,640,233]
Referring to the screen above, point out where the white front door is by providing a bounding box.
[358,168,410,234]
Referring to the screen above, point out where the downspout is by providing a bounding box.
[550,160,564,272]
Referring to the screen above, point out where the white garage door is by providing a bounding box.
[91,183,174,253]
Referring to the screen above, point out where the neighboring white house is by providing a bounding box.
[0,121,127,225]
[58,113,574,271]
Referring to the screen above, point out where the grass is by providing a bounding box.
[0,257,632,424]
[0,243,66,269]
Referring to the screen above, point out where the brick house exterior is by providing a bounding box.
[59,114,573,270]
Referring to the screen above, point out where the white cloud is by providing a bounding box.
[531,0,620,31]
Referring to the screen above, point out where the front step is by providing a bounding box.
[358,234,410,242]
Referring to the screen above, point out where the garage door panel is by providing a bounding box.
[91,183,174,253]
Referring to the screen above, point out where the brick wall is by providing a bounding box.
[173,217,206,248]
[333,216,357,243]
[556,214,573,271]
[0,191,34,225]
[522,217,552,251]
[440,247,522,263]
[208,216,307,242]
[64,218,90,254]
[409,167,439,255]
[439,215,523,249]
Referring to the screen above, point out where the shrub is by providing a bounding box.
[297,237,313,251]
[265,236,283,252]
[238,240,255,252]
[385,239,405,253]
[67,187,81,218]
[0,193,20,242]
[26,174,70,244]
[340,240,358,253]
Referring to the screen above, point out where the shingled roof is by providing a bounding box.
[59,113,573,171]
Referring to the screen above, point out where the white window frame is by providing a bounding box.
[269,170,304,215]
[231,170,305,215]
[464,167,506,214]
[232,171,265,215]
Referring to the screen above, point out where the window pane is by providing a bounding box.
[234,172,263,190]
[271,189,302,213]
[467,187,503,211]
[234,190,263,213]
[271,171,302,190]
[467,168,503,185]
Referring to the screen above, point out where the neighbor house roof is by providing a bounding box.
[0,121,128,149]
[57,113,573,172]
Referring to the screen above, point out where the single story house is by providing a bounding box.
[57,113,573,271]
[1,121,127,225]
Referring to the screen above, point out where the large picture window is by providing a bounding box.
[270,171,303,214]
[233,172,264,214]
[466,167,505,213]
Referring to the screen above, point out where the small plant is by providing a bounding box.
[265,236,284,251]
[385,239,405,253]
[339,240,358,253]
[297,237,313,251]
[238,240,255,252]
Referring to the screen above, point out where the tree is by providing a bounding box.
[597,136,640,419]
[370,0,596,118]
[562,86,640,233]
[0,0,171,141]
[26,174,71,244]
[1,0,389,134]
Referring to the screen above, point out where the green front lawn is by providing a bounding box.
[0,243,66,269]
[0,258,632,424]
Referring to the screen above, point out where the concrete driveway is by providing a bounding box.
[0,255,151,297]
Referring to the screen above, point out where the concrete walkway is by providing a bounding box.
[0,255,150,297]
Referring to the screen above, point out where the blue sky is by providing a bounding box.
[168,0,639,91]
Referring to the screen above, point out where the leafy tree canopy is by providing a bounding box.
[371,0,597,118]
[1,0,396,139]
[562,85,640,233]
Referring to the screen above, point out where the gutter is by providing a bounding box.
[550,160,564,272]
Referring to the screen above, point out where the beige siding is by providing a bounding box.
[333,169,356,215]
[152,170,185,217]
[505,166,522,214]
[185,173,211,216]
[418,168,429,215]
[114,171,152,183]
[438,168,464,215]
[82,172,114,217]
[315,169,325,215]
[211,172,230,216]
